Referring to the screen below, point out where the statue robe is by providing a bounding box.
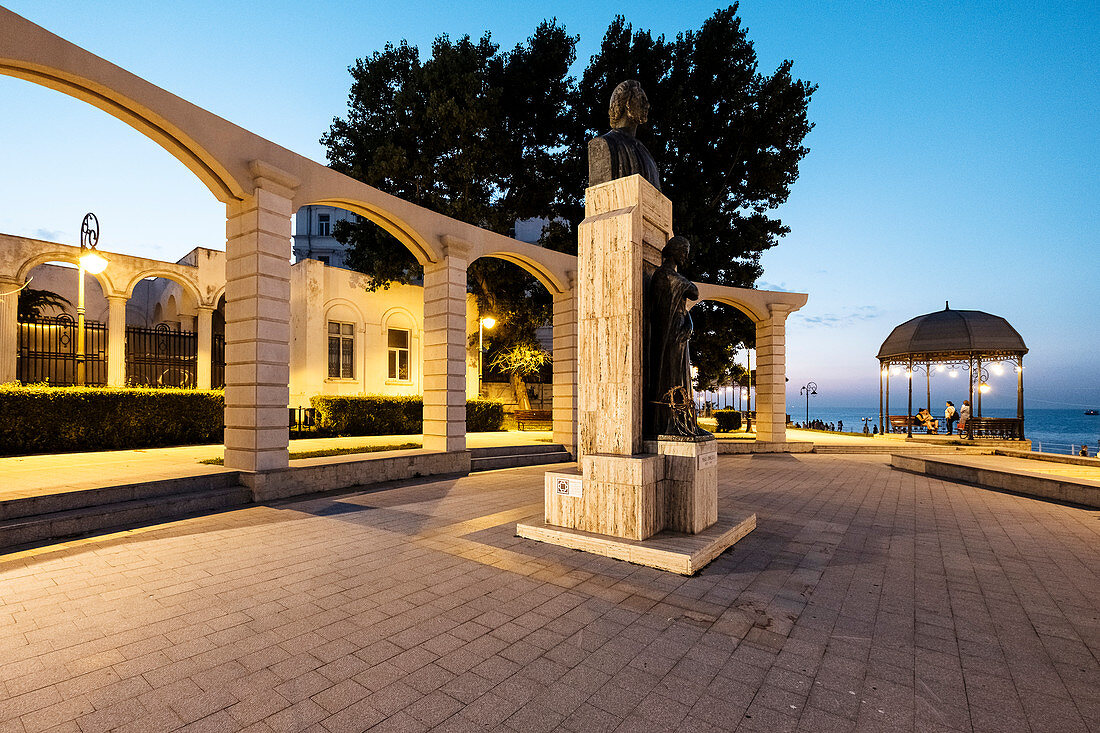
[646,263,699,436]
[588,129,661,191]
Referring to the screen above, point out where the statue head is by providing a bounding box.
[609,80,650,130]
[663,236,691,269]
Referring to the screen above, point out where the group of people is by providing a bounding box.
[794,419,841,432]
[916,400,972,434]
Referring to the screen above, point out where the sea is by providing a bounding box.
[786,406,1100,456]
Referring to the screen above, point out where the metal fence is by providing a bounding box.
[212,334,225,389]
[125,323,197,388]
[17,314,108,385]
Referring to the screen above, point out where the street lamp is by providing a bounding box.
[800,381,817,426]
[478,315,495,397]
[76,213,108,386]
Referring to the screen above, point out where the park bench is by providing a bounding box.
[888,414,925,433]
[964,417,1024,440]
[514,409,552,431]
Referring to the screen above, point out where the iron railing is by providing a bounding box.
[17,314,107,385]
[125,323,197,388]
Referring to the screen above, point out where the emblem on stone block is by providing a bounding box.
[555,477,583,497]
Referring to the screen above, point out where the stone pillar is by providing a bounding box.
[754,304,791,442]
[552,288,578,455]
[196,305,214,390]
[106,295,128,386]
[0,277,20,383]
[422,239,469,453]
[578,175,671,457]
[223,162,297,472]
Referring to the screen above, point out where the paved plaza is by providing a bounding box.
[2,454,1098,733]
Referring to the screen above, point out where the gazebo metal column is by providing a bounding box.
[906,355,913,437]
[1017,354,1025,439]
[878,364,884,434]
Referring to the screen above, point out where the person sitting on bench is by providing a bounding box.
[916,408,939,433]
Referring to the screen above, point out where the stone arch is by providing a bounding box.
[124,269,203,307]
[690,295,767,323]
[380,306,420,337]
[473,251,570,296]
[0,14,245,204]
[323,297,366,327]
[17,251,118,296]
[305,199,441,266]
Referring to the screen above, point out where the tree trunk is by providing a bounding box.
[510,373,531,411]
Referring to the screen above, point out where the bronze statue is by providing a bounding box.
[646,236,707,437]
[588,80,661,191]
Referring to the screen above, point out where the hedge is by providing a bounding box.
[0,384,224,455]
[309,395,505,435]
[713,409,742,433]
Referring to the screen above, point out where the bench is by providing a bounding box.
[514,409,552,431]
[964,417,1024,440]
[888,415,924,433]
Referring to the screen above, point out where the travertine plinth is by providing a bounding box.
[544,455,663,541]
[577,175,671,457]
[659,436,718,533]
[517,509,756,576]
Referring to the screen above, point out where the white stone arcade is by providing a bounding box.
[0,7,806,477]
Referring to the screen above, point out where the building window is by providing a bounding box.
[388,328,410,381]
[318,255,330,265]
[328,321,354,378]
[318,213,331,237]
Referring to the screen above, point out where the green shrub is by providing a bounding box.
[0,384,224,455]
[310,395,422,435]
[466,399,505,432]
[713,409,742,433]
[309,395,505,435]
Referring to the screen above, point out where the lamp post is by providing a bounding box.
[477,315,495,397]
[800,381,817,426]
[76,213,108,386]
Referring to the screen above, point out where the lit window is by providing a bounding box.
[318,213,331,237]
[388,328,410,381]
[328,321,354,378]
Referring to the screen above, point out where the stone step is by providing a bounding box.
[812,445,967,454]
[0,471,241,521]
[469,444,568,459]
[0,485,252,551]
[471,450,574,472]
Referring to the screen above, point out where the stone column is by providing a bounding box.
[754,304,791,442]
[578,175,671,457]
[106,295,128,386]
[422,239,469,453]
[552,287,578,456]
[0,277,20,383]
[223,162,297,472]
[196,305,214,390]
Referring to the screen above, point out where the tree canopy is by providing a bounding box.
[322,3,815,388]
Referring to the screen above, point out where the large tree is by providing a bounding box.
[571,6,815,386]
[322,22,575,404]
[323,5,814,390]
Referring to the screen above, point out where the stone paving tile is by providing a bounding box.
[1,454,1099,732]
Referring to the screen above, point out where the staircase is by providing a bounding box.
[470,444,574,472]
[0,473,251,552]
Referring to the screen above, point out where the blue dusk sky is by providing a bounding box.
[1,1,1097,410]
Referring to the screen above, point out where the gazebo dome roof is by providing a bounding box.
[877,303,1027,360]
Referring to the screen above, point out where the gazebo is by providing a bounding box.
[877,303,1028,439]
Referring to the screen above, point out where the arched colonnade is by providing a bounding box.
[0,7,806,473]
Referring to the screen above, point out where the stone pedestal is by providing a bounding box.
[577,175,671,457]
[544,454,662,541]
[519,175,755,573]
[659,436,718,534]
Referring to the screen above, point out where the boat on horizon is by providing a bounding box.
[1086,409,1098,416]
